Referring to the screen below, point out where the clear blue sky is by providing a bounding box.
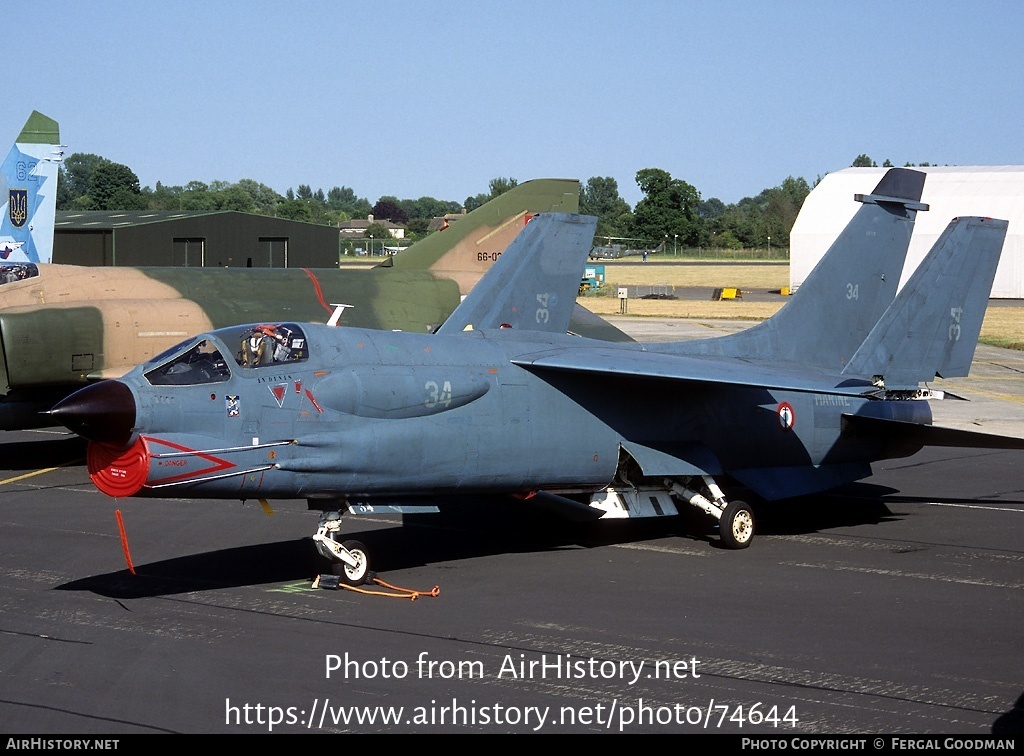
[14,1,1024,207]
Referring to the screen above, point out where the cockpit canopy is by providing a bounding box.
[144,323,309,386]
[0,263,38,285]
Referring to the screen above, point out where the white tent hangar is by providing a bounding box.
[790,166,1024,298]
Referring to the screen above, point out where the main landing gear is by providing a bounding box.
[587,464,755,548]
[664,476,754,549]
[312,511,372,585]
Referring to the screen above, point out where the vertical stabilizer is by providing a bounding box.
[0,112,61,264]
[389,178,580,294]
[436,213,597,335]
[843,216,1007,388]
[671,168,928,371]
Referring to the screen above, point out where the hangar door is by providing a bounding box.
[173,238,206,267]
[259,237,289,268]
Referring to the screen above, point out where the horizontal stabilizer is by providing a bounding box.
[854,167,929,210]
[843,217,1008,387]
[842,413,1024,450]
[437,213,597,335]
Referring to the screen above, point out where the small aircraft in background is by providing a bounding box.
[52,170,1023,584]
[589,238,665,260]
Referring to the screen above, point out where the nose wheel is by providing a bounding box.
[330,539,370,584]
[312,511,374,585]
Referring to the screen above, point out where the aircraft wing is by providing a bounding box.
[512,346,873,398]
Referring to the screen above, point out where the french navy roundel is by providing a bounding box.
[777,402,795,431]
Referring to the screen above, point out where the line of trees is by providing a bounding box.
[579,170,809,251]
[55,154,503,242]
[55,153,910,249]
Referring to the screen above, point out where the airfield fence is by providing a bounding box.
[338,238,413,258]
[335,240,788,262]
[666,246,789,261]
[591,246,788,261]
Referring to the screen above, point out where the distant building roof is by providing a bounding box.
[56,210,221,230]
[338,216,407,239]
[428,211,467,232]
[55,210,330,231]
[338,218,406,231]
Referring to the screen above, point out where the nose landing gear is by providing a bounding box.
[312,511,373,585]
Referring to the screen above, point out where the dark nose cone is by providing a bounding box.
[50,380,137,448]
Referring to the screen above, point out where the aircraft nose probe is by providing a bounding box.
[49,380,137,448]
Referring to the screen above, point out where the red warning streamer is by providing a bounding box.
[115,509,136,575]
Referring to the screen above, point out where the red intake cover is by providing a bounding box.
[87,438,150,497]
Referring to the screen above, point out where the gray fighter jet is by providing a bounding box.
[52,169,1022,584]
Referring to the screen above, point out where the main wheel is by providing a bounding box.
[719,501,754,549]
[330,539,371,585]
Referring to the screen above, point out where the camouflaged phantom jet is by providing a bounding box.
[0,177,620,430]
[52,170,1024,582]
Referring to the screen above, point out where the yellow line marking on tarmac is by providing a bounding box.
[0,467,60,486]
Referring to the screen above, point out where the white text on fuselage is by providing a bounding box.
[814,395,851,407]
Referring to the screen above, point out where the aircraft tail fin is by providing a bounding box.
[669,168,927,372]
[0,112,62,264]
[389,178,580,295]
[436,213,597,335]
[843,216,1008,388]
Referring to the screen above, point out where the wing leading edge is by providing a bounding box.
[513,347,875,398]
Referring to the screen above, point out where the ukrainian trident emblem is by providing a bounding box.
[8,189,27,228]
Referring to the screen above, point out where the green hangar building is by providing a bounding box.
[53,210,342,268]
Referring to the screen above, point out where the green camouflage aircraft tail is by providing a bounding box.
[387,178,580,294]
